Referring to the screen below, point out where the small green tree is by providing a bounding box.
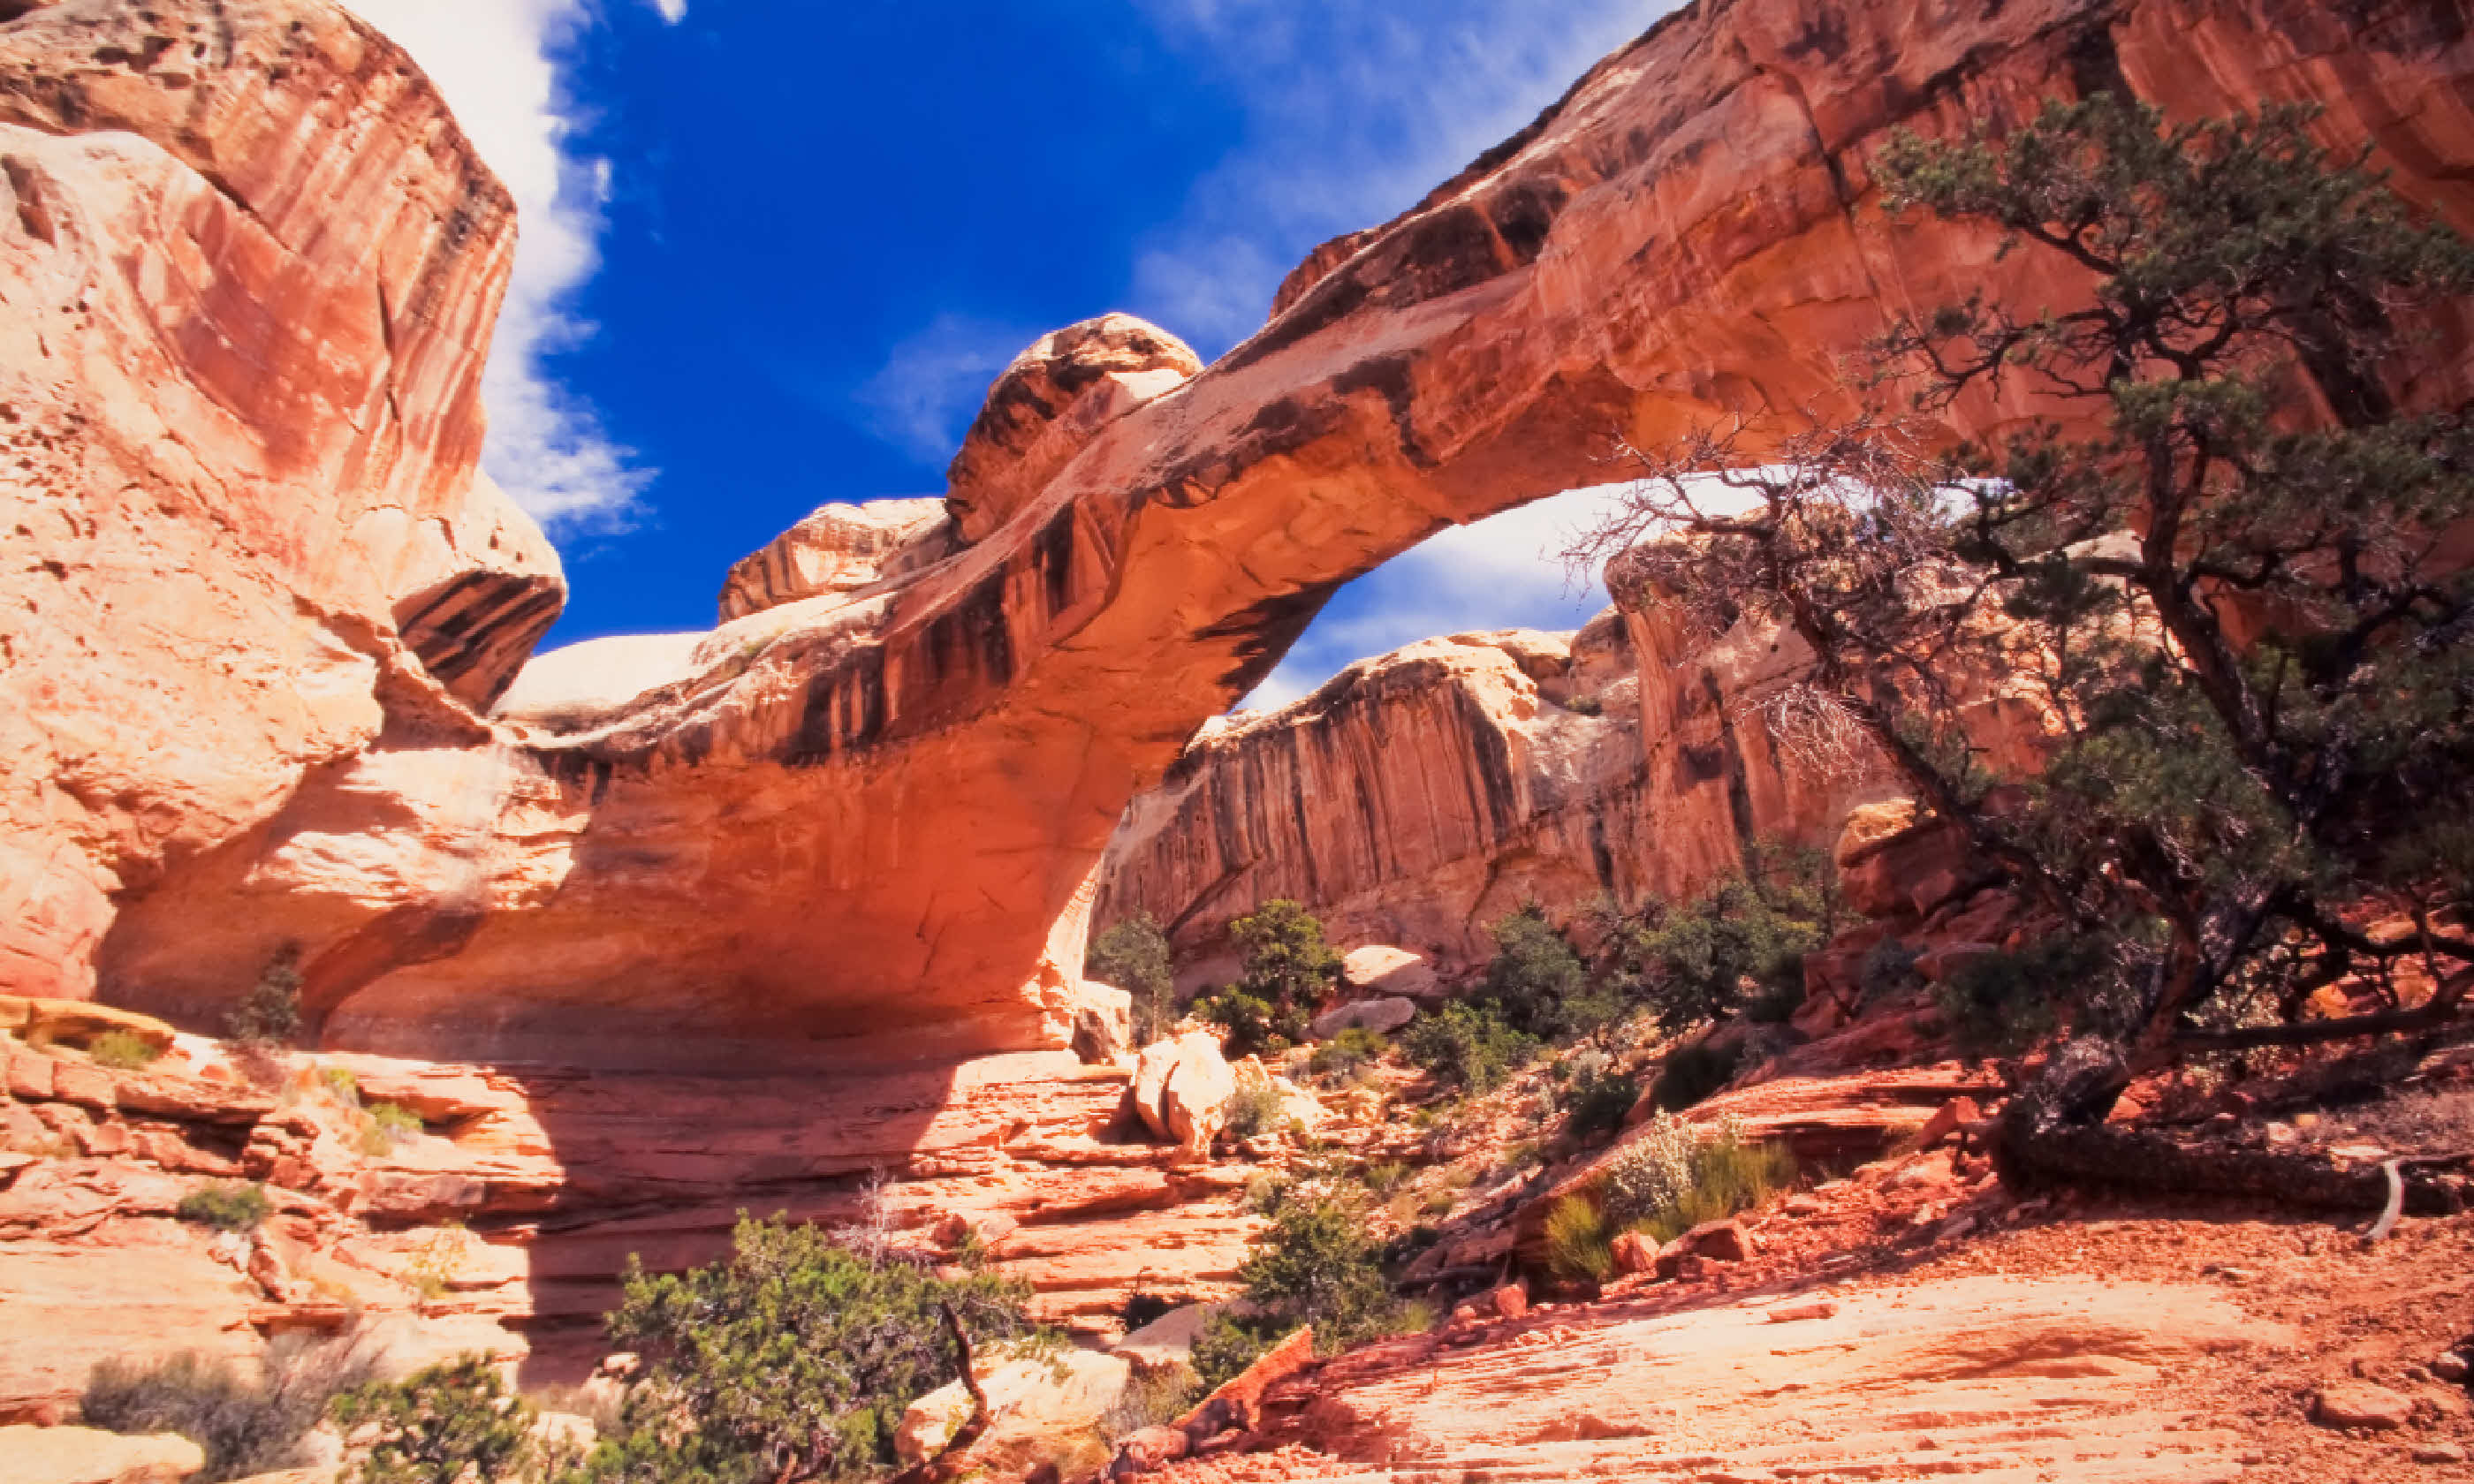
[225,947,304,1051]
[1193,1186,1407,1389]
[1482,905,1627,1042]
[1400,1002,1536,1092]
[1621,874,1825,1032]
[1232,900,1341,1008]
[1087,914,1176,1044]
[176,1183,272,1234]
[576,1214,1048,1483]
[330,1359,535,1484]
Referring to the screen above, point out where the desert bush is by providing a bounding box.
[1308,1025,1387,1081]
[330,1357,536,1484]
[1544,1194,1614,1283]
[359,1101,423,1157]
[87,1031,163,1071]
[1359,1160,1411,1196]
[1648,1039,1742,1112]
[1400,1003,1536,1093]
[1561,1064,1640,1142]
[1208,1190,1411,1385]
[1935,936,2102,1061]
[578,1213,1051,1483]
[1598,1115,1794,1243]
[1230,900,1342,1010]
[1192,988,1306,1059]
[1621,870,1825,1033]
[1564,693,1605,717]
[224,949,303,1052]
[1101,1366,1199,1439]
[1188,1311,1284,1393]
[84,1335,369,1483]
[177,1182,271,1234]
[1220,1064,1289,1142]
[1088,914,1177,1045]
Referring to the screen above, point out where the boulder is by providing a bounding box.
[2312,1381,2413,1430]
[0,1426,204,1484]
[1835,802,1977,920]
[894,1345,1132,1476]
[1111,1302,1226,1375]
[716,496,952,621]
[1915,1097,1984,1153]
[1108,1425,1190,1476]
[1655,1220,1753,1278]
[1163,1045,1237,1156]
[1483,1281,1529,1321]
[1609,1230,1658,1277]
[1309,997,1418,1041]
[1340,947,1444,1003]
[1128,1031,1228,1147]
[1071,981,1135,1064]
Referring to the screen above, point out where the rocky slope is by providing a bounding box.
[12,0,2472,1066]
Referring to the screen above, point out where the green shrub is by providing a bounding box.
[87,1031,163,1071]
[320,1066,360,1102]
[84,1336,368,1483]
[1597,1112,1698,1229]
[1564,693,1605,717]
[224,949,303,1052]
[1598,1115,1795,1244]
[1622,874,1824,1032]
[1562,1064,1640,1142]
[177,1182,271,1234]
[330,1358,536,1484]
[582,1214,1051,1483]
[1400,1003,1536,1093]
[1229,900,1342,1010]
[1101,1365,1199,1439]
[1309,1025,1387,1081]
[1221,1065,1288,1142]
[359,1101,423,1157]
[1189,1311,1288,1393]
[1193,988,1305,1058]
[1220,1191,1409,1374]
[1742,979,1806,1025]
[1360,1160,1411,1196]
[1544,1194,1614,1283]
[1088,914,1177,1045]
[1648,1038,1742,1112]
[1936,936,2098,1061]
[1859,935,1924,1006]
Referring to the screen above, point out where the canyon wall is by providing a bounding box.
[0,0,563,1007]
[1094,596,1914,976]
[12,0,2474,1066]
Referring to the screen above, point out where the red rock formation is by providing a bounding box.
[1097,625,1651,974]
[0,0,562,1007]
[19,0,2474,1065]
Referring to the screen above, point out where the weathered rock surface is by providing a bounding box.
[1239,1278,2279,1481]
[22,0,2469,1069]
[0,0,563,1008]
[895,1344,1131,1478]
[1309,997,1416,1041]
[715,497,952,623]
[0,1425,204,1484]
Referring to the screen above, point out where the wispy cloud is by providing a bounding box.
[1125,0,1670,348]
[851,314,1036,466]
[1240,484,1636,710]
[346,0,655,533]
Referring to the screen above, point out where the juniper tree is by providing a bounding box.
[1578,95,2474,1103]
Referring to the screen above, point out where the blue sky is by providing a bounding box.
[347,0,1668,709]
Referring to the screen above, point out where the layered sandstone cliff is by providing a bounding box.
[15,0,2474,1063]
[0,0,563,1008]
[1095,592,1916,975]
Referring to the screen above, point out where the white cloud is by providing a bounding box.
[851,314,1036,466]
[1126,0,1673,346]
[649,0,687,22]
[345,0,653,533]
[1240,484,1636,710]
